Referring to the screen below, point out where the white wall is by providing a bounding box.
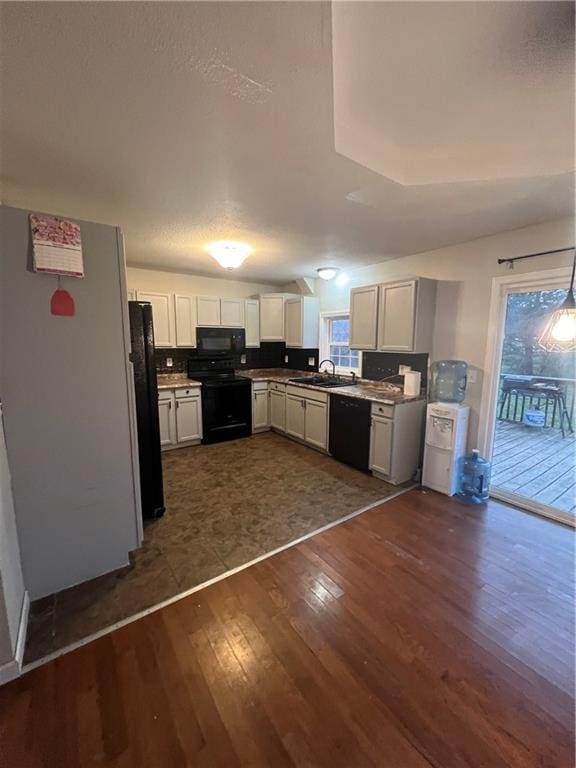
[315,217,575,444]
[127,267,276,299]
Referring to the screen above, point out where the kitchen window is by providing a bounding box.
[320,314,361,375]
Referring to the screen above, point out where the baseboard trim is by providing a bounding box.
[0,591,29,686]
[22,485,414,676]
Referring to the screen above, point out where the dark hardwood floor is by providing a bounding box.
[0,489,573,767]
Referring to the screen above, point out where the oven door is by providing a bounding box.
[197,328,246,357]
[201,381,252,443]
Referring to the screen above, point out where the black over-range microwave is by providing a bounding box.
[196,327,246,357]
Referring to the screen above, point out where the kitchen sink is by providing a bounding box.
[289,376,353,388]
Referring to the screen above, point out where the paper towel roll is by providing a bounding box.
[403,371,421,397]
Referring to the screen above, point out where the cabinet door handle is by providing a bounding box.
[168,401,172,410]
[176,401,179,409]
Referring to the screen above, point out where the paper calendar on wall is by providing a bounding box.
[30,214,84,278]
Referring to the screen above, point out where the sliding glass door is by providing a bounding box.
[481,269,575,526]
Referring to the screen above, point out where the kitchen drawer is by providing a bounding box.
[252,381,269,392]
[371,402,395,419]
[158,390,174,401]
[286,384,328,404]
[269,381,286,393]
[175,387,201,399]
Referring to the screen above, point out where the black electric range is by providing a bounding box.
[187,357,251,444]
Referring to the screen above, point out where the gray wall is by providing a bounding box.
[0,205,140,599]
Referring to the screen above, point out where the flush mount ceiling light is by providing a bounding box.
[317,267,339,281]
[538,249,576,352]
[207,241,252,270]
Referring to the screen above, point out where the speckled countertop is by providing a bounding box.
[157,369,425,405]
[240,369,425,406]
[157,374,202,390]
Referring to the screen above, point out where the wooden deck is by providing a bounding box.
[492,420,576,513]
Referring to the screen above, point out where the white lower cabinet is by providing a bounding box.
[159,387,203,450]
[158,392,176,447]
[285,385,328,451]
[252,383,270,432]
[369,400,426,484]
[270,385,286,432]
[175,396,202,442]
[286,394,306,440]
[304,399,328,451]
[370,416,393,476]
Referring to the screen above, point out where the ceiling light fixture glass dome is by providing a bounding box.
[208,241,252,269]
[317,267,339,281]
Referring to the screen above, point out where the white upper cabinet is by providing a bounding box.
[127,288,136,302]
[137,291,174,347]
[350,278,437,353]
[220,298,245,327]
[378,281,416,352]
[377,278,436,353]
[349,286,379,350]
[260,294,285,341]
[284,299,300,347]
[285,297,319,348]
[174,294,196,348]
[245,299,260,347]
[196,296,221,327]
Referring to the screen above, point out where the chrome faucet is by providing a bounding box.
[319,359,336,377]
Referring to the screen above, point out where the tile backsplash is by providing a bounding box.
[155,346,425,387]
[155,343,319,375]
[155,348,190,374]
[283,348,319,372]
[362,352,429,390]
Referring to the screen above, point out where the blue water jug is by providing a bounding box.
[429,360,468,403]
[458,450,491,504]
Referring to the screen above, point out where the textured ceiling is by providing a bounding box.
[1,2,574,284]
[333,1,575,184]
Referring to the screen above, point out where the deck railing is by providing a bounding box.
[497,374,576,431]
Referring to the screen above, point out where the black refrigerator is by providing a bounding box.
[129,301,165,519]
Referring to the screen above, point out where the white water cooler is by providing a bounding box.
[422,402,469,496]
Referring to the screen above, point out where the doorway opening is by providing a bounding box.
[481,268,575,525]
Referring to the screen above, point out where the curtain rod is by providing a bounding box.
[497,246,574,266]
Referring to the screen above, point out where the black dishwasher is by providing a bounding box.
[329,394,371,471]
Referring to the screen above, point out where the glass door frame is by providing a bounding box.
[478,265,574,527]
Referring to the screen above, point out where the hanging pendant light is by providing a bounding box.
[538,249,576,352]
